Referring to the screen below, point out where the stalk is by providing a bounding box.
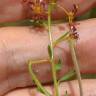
[48,4,59,96]
[29,61,51,96]
[68,39,83,96]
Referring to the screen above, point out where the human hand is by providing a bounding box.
[0,0,96,22]
[1,18,96,96]
[0,0,96,96]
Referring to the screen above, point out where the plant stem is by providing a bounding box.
[68,39,83,96]
[53,32,69,47]
[28,61,51,96]
[57,4,69,16]
[48,4,59,96]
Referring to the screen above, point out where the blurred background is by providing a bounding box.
[0,7,96,27]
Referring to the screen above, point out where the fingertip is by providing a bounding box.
[0,0,27,23]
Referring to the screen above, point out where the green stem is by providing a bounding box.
[68,39,83,96]
[53,32,69,47]
[28,61,51,96]
[48,4,59,96]
[57,4,69,16]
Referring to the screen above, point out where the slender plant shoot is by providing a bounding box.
[47,3,59,96]
[25,0,83,96]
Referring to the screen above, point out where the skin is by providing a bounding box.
[0,19,96,96]
[0,0,96,96]
[0,0,96,22]
[5,79,96,96]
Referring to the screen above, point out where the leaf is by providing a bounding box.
[37,87,51,96]
[48,45,53,60]
[55,59,62,71]
[58,69,75,83]
[37,87,45,95]
[53,32,69,46]
[57,32,69,42]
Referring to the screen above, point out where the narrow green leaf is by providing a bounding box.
[55,59,62,71]
[37,87,51,96]
[48,45,52,60]
[53,32,69,46]
[37,87,45,95]
[56,32,69,42]
[58,69,75,83]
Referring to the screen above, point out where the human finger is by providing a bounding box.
[5,79,96,96]
[0,18,96,96]
[0,0,96,23]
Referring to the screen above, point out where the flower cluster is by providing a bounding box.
[68,4,79,39]
[27,0,48,20]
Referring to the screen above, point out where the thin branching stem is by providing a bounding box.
[28,61,51,96]
[57,4,69,16]
[68,39,83,96]
[48,4,59,96]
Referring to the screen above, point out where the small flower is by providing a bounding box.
[69,31,79,39]
[68,23,79,39]
[69,23,77,32]
[68,4,79,39]
[68,4,79,24]
[28,0,48,20]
